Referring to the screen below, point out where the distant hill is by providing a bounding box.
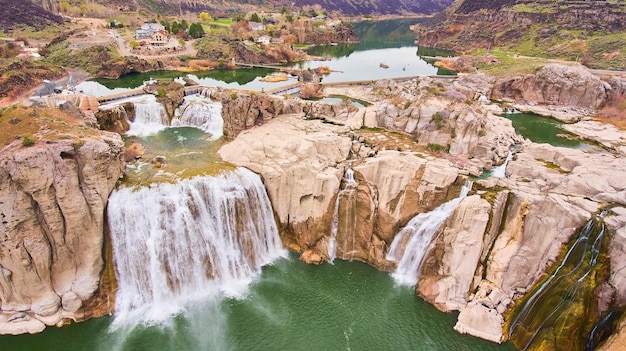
[0,0,63,32]
[31,0,453,16]
[417,0,626,70]
[292,0,453,15]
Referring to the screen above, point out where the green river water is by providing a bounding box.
[1,255,517,351]
[503,113,600,151]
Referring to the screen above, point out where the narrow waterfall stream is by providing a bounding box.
[328,168,358,262]
[173,95,224,139]
[387,181,473,286]
[491,150,513,178]
[127,95,170,136]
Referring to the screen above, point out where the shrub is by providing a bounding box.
[21,134,35,147]
[428,143,450,153]
[157,87,166,98]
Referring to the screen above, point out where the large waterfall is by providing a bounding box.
[107,168,286,327]
[387,181,473,286]
[173,95,224,139]
[127,95,170,136]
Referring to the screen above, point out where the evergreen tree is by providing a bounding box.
[189,23,205,39]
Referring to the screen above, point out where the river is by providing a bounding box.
[76,18,453,95]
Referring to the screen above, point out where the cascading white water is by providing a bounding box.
[491,151,513,178]
[107,168,286,327]
[126,95,170,136]
[173,96,224,139]
[328,168,358,263]
[387,181,473,286]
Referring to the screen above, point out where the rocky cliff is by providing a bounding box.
[0,113,125,334]
[217,63,626,349]
[417,0,626,70]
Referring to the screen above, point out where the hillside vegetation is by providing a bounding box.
[0,0,63,32]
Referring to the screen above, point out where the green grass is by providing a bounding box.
[509,3,558,13]
[213,18,233,26]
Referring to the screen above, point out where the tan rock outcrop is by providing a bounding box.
[491,64,609,109]
[429,139,626,343]
[605,206,626,307]
[0,133,125,334]
[218,112,462,268]
[598,316,626,351]
[218,113,351,256]
[418,195,491,311]
[562,120,626,156]
[359,78,521,172]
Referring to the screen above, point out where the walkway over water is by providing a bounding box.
[95,74,457,105]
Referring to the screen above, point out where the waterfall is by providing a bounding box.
[107,168,286,327]
[387,181,473,286]
[173,96,224,139]
[328,168,358,262]
[126,95,170,136]
[508,212,607,350]
[490,150,513,178]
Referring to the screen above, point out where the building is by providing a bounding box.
[248,21,266,31]
[134,22,166,39]
[150,30,169,46]
[255,35,271,45]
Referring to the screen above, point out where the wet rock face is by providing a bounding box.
[0,134,125,334]
[144,82,185,118]
[95,102,134,134]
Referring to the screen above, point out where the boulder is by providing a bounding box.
[491,64,609,109]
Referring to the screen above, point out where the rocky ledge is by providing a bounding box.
[0,121,125,334]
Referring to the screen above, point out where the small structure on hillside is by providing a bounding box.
[256,35,271,45]
[248,21,266,31]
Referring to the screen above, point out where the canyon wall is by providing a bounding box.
[0,132,125,334]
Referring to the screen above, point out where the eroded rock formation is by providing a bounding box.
[491,64,610,110]
[0,132,125,334]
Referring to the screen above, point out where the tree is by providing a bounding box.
[199,12,211,23]
[250,13,261,23]
[189,23,205,39]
